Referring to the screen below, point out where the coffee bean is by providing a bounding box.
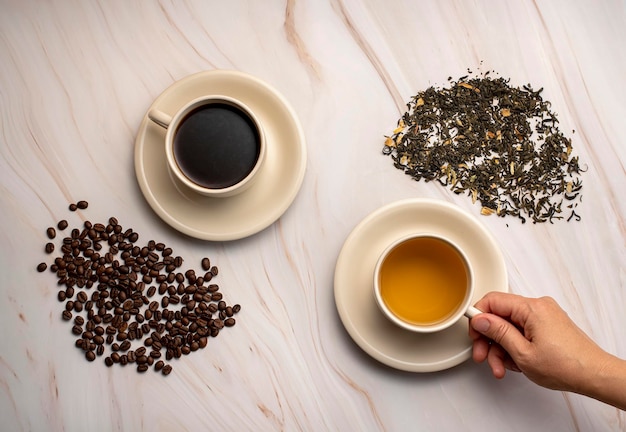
[46,227,56,239]
[45,243,55,254]
[104,357,113,367]
[224,318,236,327]
[85,351,96,362]
[154,360,164,371]
[137,364,148,373]
[57,220,69,230]
[62,310,72,321]
[69,203,78,211]
[161,365,173,376]
[37,262,48,272]
[77,200,88,209]
[201,257,211,271]
[198,337,208,348]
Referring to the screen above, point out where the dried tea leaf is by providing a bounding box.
[382,70,584,223]
[459,82,480,92]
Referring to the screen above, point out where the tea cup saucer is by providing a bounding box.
[334,198,508,372]
[134,70,306,241]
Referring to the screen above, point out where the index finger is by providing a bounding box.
[474,291,532,329]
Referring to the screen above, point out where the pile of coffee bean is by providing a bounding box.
[37,200,241,375]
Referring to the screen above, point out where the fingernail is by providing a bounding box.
[471,317,490,333]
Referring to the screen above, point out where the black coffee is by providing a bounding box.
[173,103,261,189]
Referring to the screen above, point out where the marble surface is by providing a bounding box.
[1,0,625,430]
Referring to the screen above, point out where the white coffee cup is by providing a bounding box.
[148,95,266,198]
[374,233,481,333]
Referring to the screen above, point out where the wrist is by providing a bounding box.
[579,351,626,410]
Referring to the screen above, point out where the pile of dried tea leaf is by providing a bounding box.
[383,72,584,223]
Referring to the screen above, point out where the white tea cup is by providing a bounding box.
[374,233,481,333]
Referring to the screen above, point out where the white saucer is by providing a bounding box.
[134,70,307,241]
[334,199,508,372]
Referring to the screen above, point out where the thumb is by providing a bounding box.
[471,314,530,358]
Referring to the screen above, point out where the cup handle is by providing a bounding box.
[465,305,482,319]
[148,109,172,129]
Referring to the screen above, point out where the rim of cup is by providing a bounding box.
[157,95,266,198]
[373,233,475,333]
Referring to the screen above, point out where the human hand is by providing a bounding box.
[468,292,606,393]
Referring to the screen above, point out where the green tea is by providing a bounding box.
[379,237,469,325]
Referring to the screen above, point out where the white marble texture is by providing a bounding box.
[1,0,625,430]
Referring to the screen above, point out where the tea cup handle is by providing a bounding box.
[465,305,482,319]
[148,109,172,129]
